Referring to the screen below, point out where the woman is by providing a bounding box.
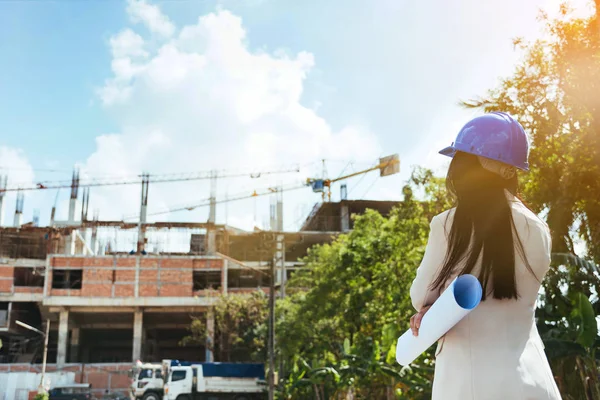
[409,112,562,399]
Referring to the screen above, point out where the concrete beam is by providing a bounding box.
[144,307,210,314]
[57,309,69,367]
[0,293,44,302]
[51,220,229,231]
[46,254,223,260]
[0,258,46,267]
[238,261,299,268]
[43,297,218,308]
[75,323,191,329]
[49,306,137,313]
[48,306,209,314]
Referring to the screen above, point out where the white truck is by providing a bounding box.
[164,363,266,400]
[130,361,166,400]
[131,360,265,400]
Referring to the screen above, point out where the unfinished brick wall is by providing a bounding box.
[47,256,225,298]
[1,363,131,397]
[48,257,83,296]
[0,265,14,293]
[0,264,46,294]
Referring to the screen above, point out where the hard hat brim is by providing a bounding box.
[438,146,456,158]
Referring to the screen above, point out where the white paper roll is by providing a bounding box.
[396,274,483,366]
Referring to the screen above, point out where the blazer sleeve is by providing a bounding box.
[410,214,448,311]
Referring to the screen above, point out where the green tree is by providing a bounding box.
[181,291,268,362]
[277,170,443,398]
[464,2,600,263]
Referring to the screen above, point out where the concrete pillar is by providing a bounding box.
[69,327,80,362]
[340,203,350,232]
[14,190,24,228]
[65,232,76,255]
[276,193,283,232]
[207,230,216,254]
[137,174,149,254]
[207,171,217,254]
[68,198,77,224]
[13,211,22,228]
[91,226,98,255]
[209,171,217,224]
[68,169,79,224]
[206,309,215,362]
[132,310,143,362]
[57,309,69,367]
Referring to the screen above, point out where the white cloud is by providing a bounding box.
[126,0,176,38]
[110,29,148,59]
[0,147,35,184]
[0,146,36,226]
[89,6,381,227]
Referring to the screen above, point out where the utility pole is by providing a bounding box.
[268,243,276,400]
[41,318,50,393]
[257,232,279,400]
[266,229,287,399]
[16,319,49,393]
[276,234,286,298]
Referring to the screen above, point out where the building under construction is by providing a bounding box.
[0,156,401,397]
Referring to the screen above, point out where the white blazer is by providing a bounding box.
[410,196,562,400]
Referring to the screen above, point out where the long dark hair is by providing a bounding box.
[429,151,535,300]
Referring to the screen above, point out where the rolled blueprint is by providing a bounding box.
[396,274,482,366]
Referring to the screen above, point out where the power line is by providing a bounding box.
[0,165,301,193]
[359,175,380,199]
[124,182,307,220]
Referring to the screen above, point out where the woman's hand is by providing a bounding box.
[410,305,431,336]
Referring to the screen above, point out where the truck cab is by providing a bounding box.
[164,363,266,400]
[130,362,165,400]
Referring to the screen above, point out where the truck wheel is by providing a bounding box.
[175,396,191,400]
[142,393,161,400]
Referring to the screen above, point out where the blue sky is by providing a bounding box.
[0,0,594,233]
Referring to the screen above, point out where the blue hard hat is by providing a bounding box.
[439,112,530,171]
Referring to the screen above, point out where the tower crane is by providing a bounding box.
[305,154,400,201]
